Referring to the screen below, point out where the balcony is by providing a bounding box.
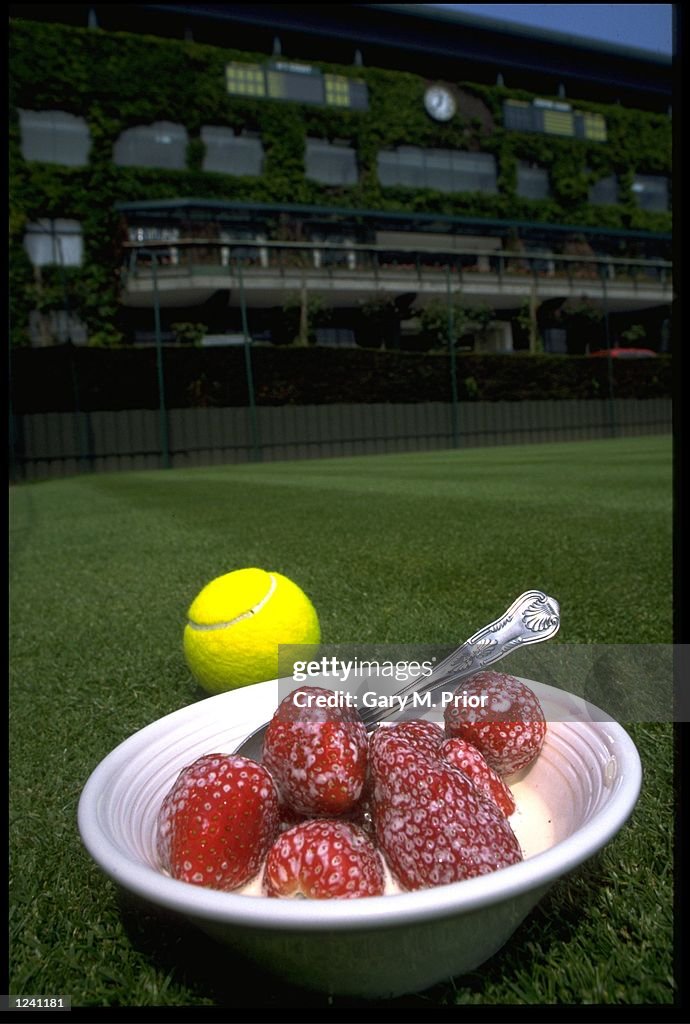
[120,238,673,314]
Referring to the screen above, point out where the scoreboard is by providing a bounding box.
[226,60,369,111]
[503,98,607,142]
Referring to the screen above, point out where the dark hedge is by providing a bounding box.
[9,345,672,414]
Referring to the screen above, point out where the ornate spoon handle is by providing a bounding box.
[358,590,560,728]
[233,591,560,758]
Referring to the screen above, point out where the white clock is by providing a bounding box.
[424,85,456,122]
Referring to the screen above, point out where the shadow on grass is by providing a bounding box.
[117,889,429,1010]
[116,856,606,1010]
[420,855,610,1005]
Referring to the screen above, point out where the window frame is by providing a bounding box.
[201,126,264,177]
[377,146,497,194]
[18,109,91,166]
[112,121,189,170]
[631,173,670,212]
[23,218,84,267]
[305,137,359,186]
[516,160,551,200]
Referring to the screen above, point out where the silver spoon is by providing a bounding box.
[233,589,560,761]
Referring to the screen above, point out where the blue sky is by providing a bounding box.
[427,5,674,56]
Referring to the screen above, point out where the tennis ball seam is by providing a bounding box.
[186,572,278,632]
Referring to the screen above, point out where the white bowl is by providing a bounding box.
[78,678,642,999]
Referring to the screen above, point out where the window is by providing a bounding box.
[220,230,268,268]
[516,161,551,200]
[309,231,357,269]
[425,150,458,192]
[18,109,91,166]
[587,174,618,206]
[378,146,425,189]
[543,328,568,354]
[127,226,180,243]
[127,225,180,265]
[632,174,669,212]
[201,127,264,176]
[524,242,555,276]
[113,122,188,169]
[23,219,83,266]
[305,138,358,185]
[314,327,356,347]
[28,309,88,346]
[377,147,497,193]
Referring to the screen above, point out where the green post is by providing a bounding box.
[8,347,21,483]
[236,258,262,462]
[150,251,171,468]
[599,262,616,438]
[446,265,460,448]
[68,344,92,473]
[56,235,91,472]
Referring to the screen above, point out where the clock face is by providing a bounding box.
[424,85,456,122]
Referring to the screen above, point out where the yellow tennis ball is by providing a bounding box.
[183,567,320,694]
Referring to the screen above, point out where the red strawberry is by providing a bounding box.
[440,737,516,817]
[444,671,546,776]
[263,819,385,899]
[262,686,368,817]
[157,753,279,891]
[386,719,444,759]
[370,727,522,891]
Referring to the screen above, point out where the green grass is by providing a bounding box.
[9,436,675,1008]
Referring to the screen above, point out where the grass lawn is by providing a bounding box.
[9,435,675,1008]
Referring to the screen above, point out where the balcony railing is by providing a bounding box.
[121,237,673,290]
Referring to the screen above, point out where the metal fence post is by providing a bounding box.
[68,343,92,473]
[236,258,262,462]
[446,265,460,448]
[8,343,22,482]
[599,262,617,438]
[56,235,92,472]
[150,251,171,468]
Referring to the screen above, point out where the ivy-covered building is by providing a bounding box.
[9,4,673,354]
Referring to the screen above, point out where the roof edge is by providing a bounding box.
[114,197,672,241]
[370,3,673,65]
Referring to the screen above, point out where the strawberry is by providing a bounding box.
[370,726,522,891]
[263,819,385,899]
[444,671,546,776]
[440,737,516,817]
[262,686,368,817]
[157,753,279,891]
[386,719,444,759]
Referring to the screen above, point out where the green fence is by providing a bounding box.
[10,398,672,481]
[9,238,672,481]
